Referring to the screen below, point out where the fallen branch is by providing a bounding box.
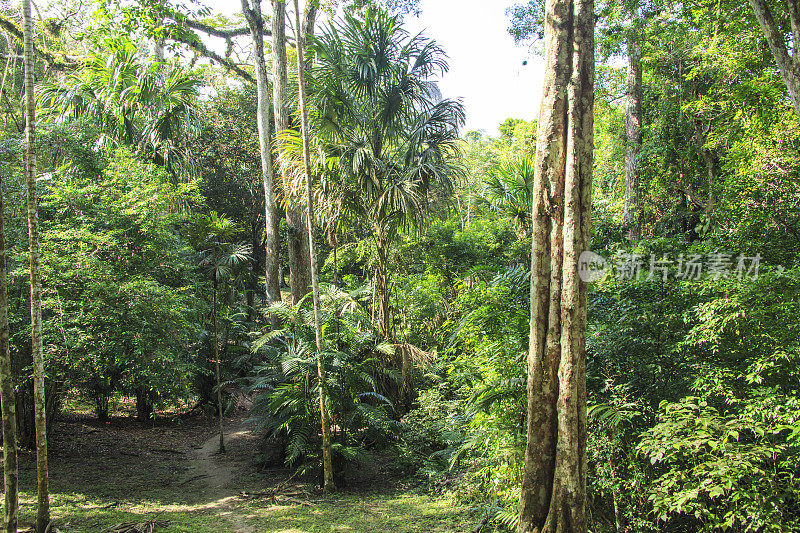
[275,495,316,507]
[120,451,140,458]
[238,468,301,500]
[81,501,121,510]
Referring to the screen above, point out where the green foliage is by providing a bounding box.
[38,36,201,178]
[398,266,531,508]
[481,157,534,237]
[191,87,263,254]
[639,397,800,531]
[250,283,401,475]
[305,8,465,240]
[1,3,799,532]
[39,147,203,416]
[399,376,468,479]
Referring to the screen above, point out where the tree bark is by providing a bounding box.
[272,0,311,304]
[152,38,165,61]
[13,342,57,450]
[623,38,642,243]
[94,391,109,422]
[286,213,311,302]
[134,389,154,422]
[700,147,716,219]
[693,122,717,223]
[293,0,334,493]
[748,0,800,117]
[302,0,319,41]
[375,236,391,339]
[151,1,166,62]
[242,0,282,309]
[22,1,50,530]
[213,277,225,453]
[788,0,800,54]
[518,0,594,530]
[0,172,19,533]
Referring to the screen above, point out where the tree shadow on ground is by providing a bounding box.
[8,409,470,532]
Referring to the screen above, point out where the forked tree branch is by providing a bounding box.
[0,15,78,70]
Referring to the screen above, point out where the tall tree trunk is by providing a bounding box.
[748,0,800,118]
[272,0,311,304]
[22,1,50,530]
[695,123,717,222]
[293,0,334,493]
[623,38,642,243]
[329,227,338,286]
[247,221,260,321]
[301,0,319,41]
[0,173,18,533]
[242,0,281,309]
[517,0,594,530]
[150,0,166,60]
[213,277,225,453]
[375,236,391,339]
[151,37,165,61]
[286,213,310,302]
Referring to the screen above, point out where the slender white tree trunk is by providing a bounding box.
[242,0,282,308]
[272,0,311,304]
[623,37,642,243]
[213,279,225,453]
[22,2,50,530]
[293,0,334,493]
[0,30,18,533]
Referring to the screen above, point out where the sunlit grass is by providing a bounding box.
[238,491,470,532]
[12,487,469,532]
[17,489,234,532]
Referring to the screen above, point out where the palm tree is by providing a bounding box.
[22,0,50,530]
[38,37,201,179]
[293,0,334,492]
[195,212,252,453]
[482,157,535,238]
[300,8,465,339]
[251,282,397,475]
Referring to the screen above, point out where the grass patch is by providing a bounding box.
[16,485,470,532]
[231,490,470,532]
[18,490,234,532]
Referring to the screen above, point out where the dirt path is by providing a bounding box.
[189,420,256,533]
[34,410,471,532]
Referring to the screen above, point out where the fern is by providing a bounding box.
[249,280,403,473]
[494,507,520,531]
[468,377,526,415]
